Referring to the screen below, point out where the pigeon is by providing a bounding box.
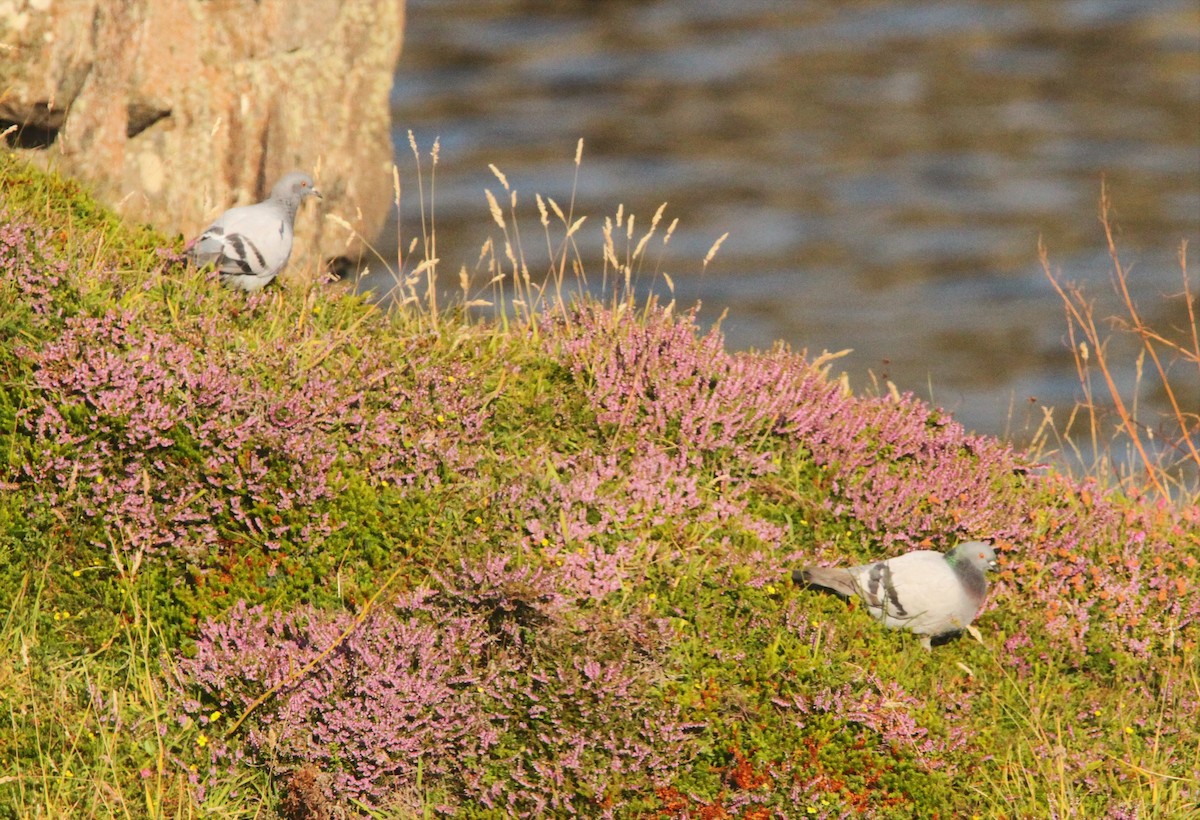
[793,541,999,650]
[188,172,322,292]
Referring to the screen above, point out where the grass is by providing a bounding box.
[1,147,1197,819]
[1035,182,1200,499]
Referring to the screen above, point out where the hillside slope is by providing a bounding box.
[1,153,1196,818]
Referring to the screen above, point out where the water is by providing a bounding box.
[374,0,1200,445]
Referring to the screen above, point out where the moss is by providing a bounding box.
[0,152,167,266]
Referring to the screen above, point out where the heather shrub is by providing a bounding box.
[18,305,492,557]
[177,597,502,808]
[0,210,74,325]
[177,556,695,815]
[6,262,499,636]
[546,301,1034,552]
[550,304,820,474]
[515,442,787,603]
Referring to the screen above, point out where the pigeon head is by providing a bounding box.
[271,172,322,204]
[947,540,999,573]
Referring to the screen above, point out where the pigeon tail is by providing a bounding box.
[793,566,860,599]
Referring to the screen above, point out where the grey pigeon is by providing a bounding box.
[793,541,999,649]
[188,172,322,291]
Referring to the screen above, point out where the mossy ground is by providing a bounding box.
[1,153,1197,818]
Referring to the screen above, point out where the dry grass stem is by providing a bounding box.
[1040,183,1198,500]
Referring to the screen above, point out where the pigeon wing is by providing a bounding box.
[189,202,292,282]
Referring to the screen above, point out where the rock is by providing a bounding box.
[0,0,406,280]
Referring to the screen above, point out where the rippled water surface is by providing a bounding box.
[379,0,1199,442]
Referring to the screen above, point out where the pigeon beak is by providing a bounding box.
[311,187,323,200]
